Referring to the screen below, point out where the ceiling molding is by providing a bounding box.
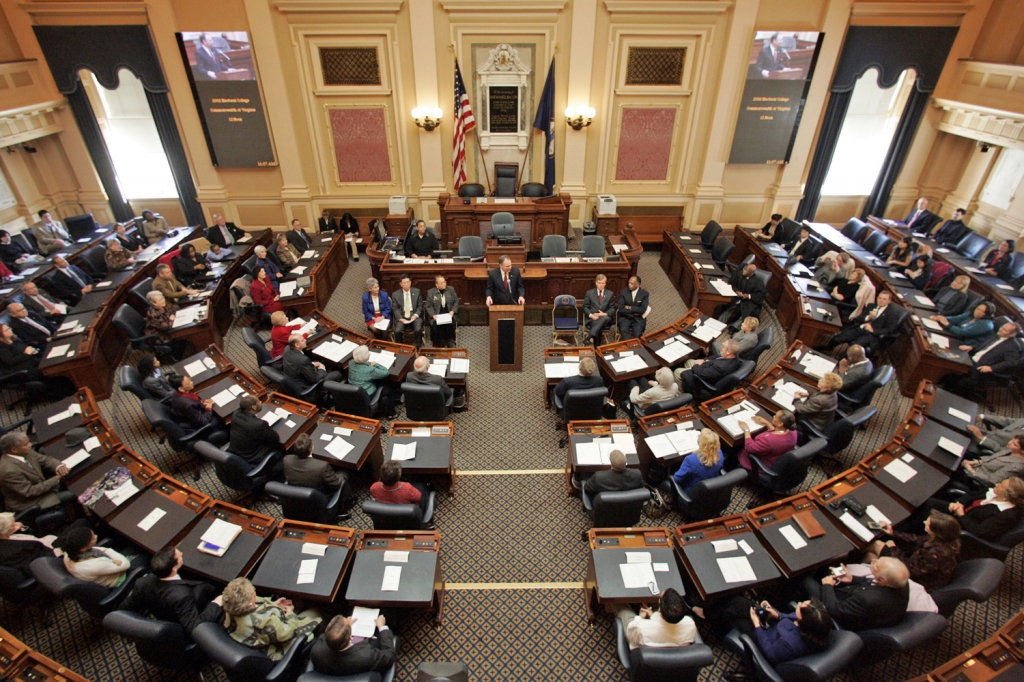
[18,2,147,16]
[850,2,972,17]
[273,0,403,14]
[441,0,566,11]
[603,1,731,14]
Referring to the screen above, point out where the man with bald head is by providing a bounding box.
[7,302,55,349]
[407,355,465,409]
[804,557,910,631]
[583,449,644,497]
[20,281,66,321]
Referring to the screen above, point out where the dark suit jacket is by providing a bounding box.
[554,374,604,400]
[584,468,644,496]
[194,44,225,77]
[283,455,343,495]
[0,242,29,268]
[692,356,742,384]
[121,574,223,633]
[967,335,1024,374]
[169,392,216,430]
[728,269,767,313]
[755,44,787,74]
[282,347,326,387]
[789,237,817,263]
[286,229,312,253]
[0,340,41,375]
[318,217,338,233]
[957,491,1024,540]
[407,370,452,402]
[205,223,245,248]
[21,291,63,319]
[617,287,649,321]
[583,288,616,323]
[0,537,52,578]
[903,208,937,230]
[229,408,281,463]
[820,577,909,631]
[983,250,1014,279]
[310,629,396,677]
[858,304,903,339]
[10,313,54,349]
[934,219,969,245]
[49,266,92,304]
[838,359,873,394]
[391,287,422,322]
[485,267,524,305]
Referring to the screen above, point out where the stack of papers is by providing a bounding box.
[183,358,209,377]
[771,381,808,410]
[883,457,917,483]
[382,565,402,591]
[655,336,694,363]
[619,560,658,590]
[717,403,767,438]
[865,505,891,526]
[612,432,637,455]
[324,437,355,461]
[172,306,202,328]
[210,388,238,408]
[199,518,243,553]
[302,250,316,259]
[839,512,875,542]
[137,507,166,531]
[450,358,469,374]
[57,319,85,336]
[544,361,579,379]
[921,318,943,331]
[798,353,836,378]
[710,279,737,296]
[948,406,971,422]
[62,449,91,469]
[435,313,453,325]
[373,318,390,330]
[930,334,950,349]
[290,265,307,275]
[368,350,397,369]
[46,344,71,360]
[611,355,649,373]
[46,402,82,425]
[280,282,297,297]
[297,559,318,585]
[779,524,808,549]
[938,436,965,457]
[105,480,138,506]
[718,556,757,583]
[391,442,417,461]
[312,339,358,363]
[689,324,719,342]
[350,606,380,637]
[302,543,327,556]
[428,359,448,377]
[914,295,934,307]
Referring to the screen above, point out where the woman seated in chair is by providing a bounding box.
[791,373,842,435]
[362,278,392,339]
[275,233,301,269]
[137,352,175,399]
[173,243,208,286]
[370,461,432,520]
[250,266,282,315]
[103,238,135,272]
[931,275,971,317]
[625,367,679,416]
[930,301,995,344]
[906,255,933,290]
[144,290,188,360]
[0,511,60,580]
[910,476,1024,543]
[52,526,140,588]
[168,374,228,444]
[348,345,396,418]
[982,240,1015,279]
[671,429,723,495]
[113,222,143,255]
[734,410,799,474]
[885,236,916,273]
[863,510,961,591]
[220,577,321,661]
[830,268,875,319]
[270,311,304,359]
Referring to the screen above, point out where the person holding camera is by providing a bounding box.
[861,510,961,591]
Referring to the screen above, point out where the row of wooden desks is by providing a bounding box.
[0,625,91,682]
[908,610,1024,682]
[659,231,733,317]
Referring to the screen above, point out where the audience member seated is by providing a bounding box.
[52,526,140,587]
[104,238,135,272]
[831,268,875,319]
[755,213,784,242]
[311,613,397,677]
[671,428,724,494]
[792,373,842,433]
[144,291,188,360]
[50,255,93,304]
[718,263,766,327]
[863,511,961,592]
[275,233,300,269]
[339,213,360,261]
[425,274,459,348]
[404,220,440,258]
[966,416,1024,458]
[583,274,616,348]
[813,252,854,288]
[348,345,396,418]
[283,434,346,513]
[31,210,71,255]
[362,277,392,339]
[982,240,1015,278]
[407,354,464,409]
[625,367,679,416]
[930,302,995,343]
[270,311,303,359]
[617,275,650,340]
[121,545,223,634]
[7,302,55,350]
[229,397,283,467]
[369,461,431,526]
[250,266,281,314]
[910,477,1024,542]
[0,230,34,270]
[0,511,59,579]
[0,323,72,399]
[903,197,937,231]
[804,557,910,631]
[933,208,970,246]
[711,317,759,358]
[153,264,196,311]
[553,357,603,405]
[885,237,916,272]
[836,344,873,394]
[286,219,313,253]
[786,226,816,265]
[940,322,1023,400]
[616,588,697,649]
[822,290,901,355]
[173,243,207,286]
[282,335,342,390]
[675,339,742,397]
[139,210,169,244]
[583,450,644,496]
[906,255,933,290]
[137,353,175,400]
[206,243,230,263]
[206,214,245,248]
[220,577,321,661]
[0,432,73,513]
[931,275,971,317]
[735,410,798,473]
[392,274,423,349]
[167,375,227,443]
[113,222,143,255]
[253,246,281,288]
[20,282,65,322]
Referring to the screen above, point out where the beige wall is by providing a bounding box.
[0,0,1022,239]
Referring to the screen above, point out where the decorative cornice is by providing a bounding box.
[18,2,147,16]
[850,2,972,17]
[441,0,566,11]
[272,0,403,13]
[603,1,731,14]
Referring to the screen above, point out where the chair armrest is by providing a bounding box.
[581,487,594,512]
[181,422,215,444]
[960,530,1011,556]
[553,391,565,411]
[669,477,691,505]
[99,567,147,607]
[325,487,342,512]
[614,619,632,670]
[248,451,277,479]
[266,635,308,682]
[422,491,436,525]
[738,633,787,682]
[3,416,33,433]
[747,454,778,477]
[799,418,828,441]
[13,505,42,527]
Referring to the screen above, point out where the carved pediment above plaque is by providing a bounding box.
[478,44,530,76]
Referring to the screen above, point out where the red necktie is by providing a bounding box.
[908,211,919,227]
[39,296,56,312]
[504,274,510,292]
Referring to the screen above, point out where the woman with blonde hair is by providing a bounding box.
[671,428,723,494]
[269,310,303,358]
[932,275,971,317]
[220,577,321,660]
[792,372,843,433]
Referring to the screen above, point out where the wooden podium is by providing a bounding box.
[489,305,523,371]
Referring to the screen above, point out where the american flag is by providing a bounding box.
[452,60,476,192]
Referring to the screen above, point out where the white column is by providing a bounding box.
[409,0,446,221]
[561,0,597,220]
[942,145,998,218]
[988,173,1024,242]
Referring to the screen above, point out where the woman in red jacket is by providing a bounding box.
[251,266,282,314]
[269,311,304,358]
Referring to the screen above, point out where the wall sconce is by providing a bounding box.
[412,107,443,131]
[565,105,595,130]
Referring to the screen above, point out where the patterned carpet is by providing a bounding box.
[2,242,1023,681]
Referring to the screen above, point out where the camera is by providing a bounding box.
[755,606,770,621]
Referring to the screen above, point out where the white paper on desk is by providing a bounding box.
[284,420,296,429]
[302,250,315,259]
[690,325,719,342]
[320,433,333,442]
[260,411,282,426]
[46,409,71,425]
[410,427,431,438]
[290,265,307,275]
[966,266,984,274]
[83,436,100,451]
[68,403,82,415]
[948,407,971,422]
[710,279,737,297]
[779,524,808,550]
[172,306,201,328]
[427,363,447,378]
[544,362,573,379]
[280,281,297,297]
[938,436,965,457]
[301,543,327,556]
[105,480,138,506]
[998,284,1014,290]
[645,434,676,459]
[738,539,755,555]
[331,427,352,437]
[921,318,943,331]
[325,437,354,461]
[689,249,702,254]
[297,559,317,585]
[203,357,217,369]
[902,453,915,463]
[884,458,917,483]
[368,350,396,369]
[450,358,469,374]
[137,507,166,531]
[667,430,700,456]
[228,385,245,397]
[612,433,637,455]
[62,449,90,469]
[183,359,206,377]
[915,295,934,306]
[889,271,907,279]
[656,341,693,363]
[46,344,70,359]
[712,539,738,553]
[618,350,634,358]
[799,354,836,378]
[391,442,416,461]
[620,562,657,589]
[373,318,390,331]
[201,519,242,549]
[718,556,757,584]
[626,552,651,564]
[210,389,235,408]
[815,308,830,316]
[434,312,453,326]
[382,565,402,591]
[840,512,876,543]
[384,550,409,563]
[865,505,891,526]
[350,606,379,638]
[930,334,950,349]
[312,341,345,363]
[653,563,669,572]
[575,442,601,465]
[936,248,951,253]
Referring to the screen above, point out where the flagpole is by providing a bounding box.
[473,126,492,195]
[518,128,536,195]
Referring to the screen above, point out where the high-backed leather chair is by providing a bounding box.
[402,382,452,421]
[855,612,947,662]
[363,496,435,530]
[581,235,606,259]
[265,481,344,524]
[614,618,714,682]
[671,468,747,521]
[261,365,325,403]
[494,163,518,197]
[700,221,722,252]
[711,237,736,271]
[112,304,174,357]
[323,381,382,419]
[742,326,774,367]
[194,441,275,503]
[458,183,485,198]
[959,515,1024,561]
[841,218,869,243]
[129,277,155,311]
[749,438,828,497]
[490,212,515,239]
[928,558,1005,617]
[30,556,145,620]
[696,360,755,400]
[103,610,205,676]
[860,231,887,256]
[558,387,608,447]
[192,621,308,682]
[458,236,484,259]
[542,234,567,258]
[725,627,862,682]
[118,365,169,404]
[141,399,220,479]
[78,245,108,278]
[634,394,692,420]
[242,327,281,369]
[583,488,649,529]
[955,232,994,260]
[837,365,893,416]
[520,182,547,198]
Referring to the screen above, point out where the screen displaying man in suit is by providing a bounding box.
[195,33,227,80]
[485,255,524,306]
[756,33,789,77]
[391,274,423,349]
[31,210,71,255]
[584,274,616,347]
[618,276,649,340]
[121,546,223,634]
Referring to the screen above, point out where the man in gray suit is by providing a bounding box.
[837,344,873,394]
[406,355,464,409]
[282,335,342,388]
[31,210,71,255]
[584,274,616,347]
[283,435,350,519]
[0,432,72,512]
[967,415,1024,457]
[391,274,423,349]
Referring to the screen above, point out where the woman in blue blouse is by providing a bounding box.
[672,428,723,494]
[930,301,994,343]
[361,277,392,339]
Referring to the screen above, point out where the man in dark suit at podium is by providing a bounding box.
[194,34,227,80]
[756,33,789,78]
[485,255,524,306]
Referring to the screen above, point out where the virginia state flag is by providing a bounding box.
[532,58,556,195]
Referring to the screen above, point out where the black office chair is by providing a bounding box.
[582,488,650,530]
[870,236,895,259]
[298,657,397,682]
[876,309,912,358]
[542,234,567,258]
[837,365,893,416]
[141,399,221,480]
[13,231,36,255]
[860,231,887,256]
[192,621,308,682]
[0,368,48,418]
[558,387,608,447]
[10,498,67,537]
[741,326,774,367]
[959,515,1024,561]
[955,232,994,260]
[103,610,205,676]
[695,360,756,401]
[724,253,755,275]
[30,556,145,620]
[491,212,515,238]
[928,558,1005,618]
[260,365,325,404]
[195,441,276,504]
[241,327,280,370]
[711,236,736,271]
[494,164,518,197]
[615,619,714,682]
[520,182,547,198]
[581,235,606,259]
[725,628,862,682]
[749,438,828,499]
[112,304,174,357]
[634,394,692,420]
[778,219,802,245]
[265,481,345,524]
[323,381,382,419]
[241,254,259,278]
[458,183,485,198]
[840,218,869,243]
[855,612,947,663]
[363,496,436,531]
[401,382,453,421]
[1003,252,1024,282]
[78,245,108,278]
[802,406,877,472]
[671,468,747,521]
[700,221,722,252]
[458,236,484,259]
[117,365,171,405]
[129,277,154,311]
